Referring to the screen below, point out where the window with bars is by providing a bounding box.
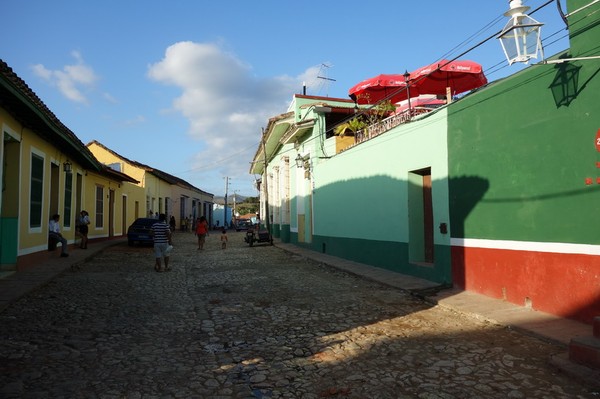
[63,173,73,227]
[95,185,104,228]
[30,153,44,228]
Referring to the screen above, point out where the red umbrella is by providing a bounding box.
[409,59,487,97]
[348,73,416,105]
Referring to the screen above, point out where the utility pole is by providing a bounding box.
[233,190,239,219]
[261,128,271,234]
[224,176,229,228]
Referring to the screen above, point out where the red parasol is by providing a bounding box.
[409,59,488,97]
[348,73,415,105]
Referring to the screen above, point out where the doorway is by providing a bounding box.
[408,167,434,264]
[122,195,127,236]
[108,189,115,238]
[0,134,20,268]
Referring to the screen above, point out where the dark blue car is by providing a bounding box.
[235,218,253,231]
[127,218,156,246]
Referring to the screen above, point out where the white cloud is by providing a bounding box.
[31,51,98,104]
[103,92,118,104]
[123,115,146,126]
[147,41,317,180]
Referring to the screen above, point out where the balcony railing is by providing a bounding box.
[352,107,437,148]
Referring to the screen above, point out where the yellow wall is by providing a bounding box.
[88,142,171,218]
[144,174,172,216]
[87,141,212,223]
[79,170,145,239]
[87,142,146,186]
[1,117,84,255]
[0,110,145,257]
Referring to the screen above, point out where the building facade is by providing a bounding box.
[0,60,142,271]
[88,141,214,228]
[251,0,599,324]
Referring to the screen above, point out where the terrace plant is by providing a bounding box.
[334,116,367,137]
[334,100,395,137]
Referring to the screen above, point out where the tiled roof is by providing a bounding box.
[0,59,100,170]
[88,140,213,197]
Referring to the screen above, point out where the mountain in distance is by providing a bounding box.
[214,193,247,205]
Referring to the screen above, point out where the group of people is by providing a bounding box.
[49,211,227,272]
[150,215,228,273]
[150,211,195,233]
[49,210,91,258]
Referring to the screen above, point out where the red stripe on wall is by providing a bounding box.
[451,246,600,324]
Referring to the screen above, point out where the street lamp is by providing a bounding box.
[403,70,412,119]
[497,0,544,65]
[295,153,304,168]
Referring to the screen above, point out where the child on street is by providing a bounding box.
[220,229,228,250]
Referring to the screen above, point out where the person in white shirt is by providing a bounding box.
[49,214,69,257]
[76,210,90,249]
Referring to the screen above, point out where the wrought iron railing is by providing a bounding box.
[351,107,436,148]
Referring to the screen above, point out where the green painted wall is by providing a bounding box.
[0,217,18,266]
[309,109,452,283]
[568,0,600,59]
[310,234,451,283]
[448,52,600,244]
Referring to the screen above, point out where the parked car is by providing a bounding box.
[127,218,156,246]
[235,218,253,231]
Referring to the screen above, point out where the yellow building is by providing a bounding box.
[0,59,140,271]
[87,141,213,229]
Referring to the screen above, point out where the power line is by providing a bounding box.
[249,0,573,166]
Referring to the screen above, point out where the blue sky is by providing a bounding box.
[2,1,569,197]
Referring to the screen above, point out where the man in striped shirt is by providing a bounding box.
[151,213,172,272]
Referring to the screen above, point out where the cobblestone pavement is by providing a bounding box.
[1,231,597,398]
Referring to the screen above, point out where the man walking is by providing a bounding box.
[151,213,172,272]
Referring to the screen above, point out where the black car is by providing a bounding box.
[127,218,156,246]
[235,218,253,231]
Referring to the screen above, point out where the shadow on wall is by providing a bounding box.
[306,174,489,285]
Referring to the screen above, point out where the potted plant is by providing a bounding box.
[334,116,366,153]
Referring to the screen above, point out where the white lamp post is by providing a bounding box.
[498,0,544,65]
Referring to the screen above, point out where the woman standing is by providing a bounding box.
[77,210,90,249]
[195,216,209,250]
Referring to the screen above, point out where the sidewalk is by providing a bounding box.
[0,238,126,313]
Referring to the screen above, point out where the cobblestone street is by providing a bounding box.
[0,231,597,398]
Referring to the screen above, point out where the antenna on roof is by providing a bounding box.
[316,63,336,97]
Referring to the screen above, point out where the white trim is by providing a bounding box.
[3,123,21,141]
[451,237,600,256]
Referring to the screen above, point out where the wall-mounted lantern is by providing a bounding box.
[295,153,304,168]
[295,153,311,178]
[63,161,72,173]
